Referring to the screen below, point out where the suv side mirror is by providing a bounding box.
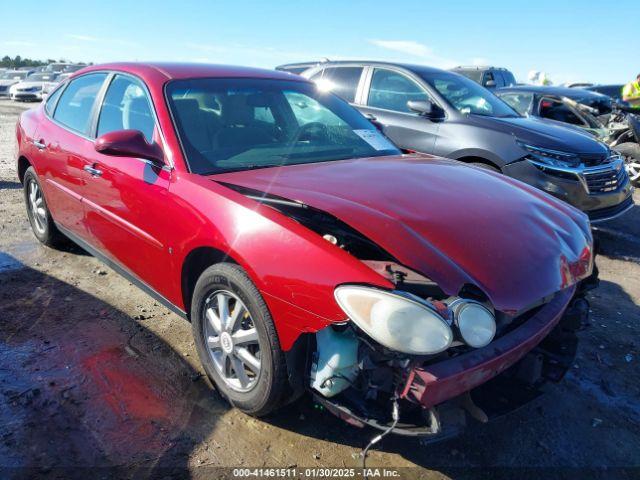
[407,100,444,119]
[485,80,496,88]
[95,129,164,166]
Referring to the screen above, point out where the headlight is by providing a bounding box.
[449,299,496,348]
[517,141,580,168]
[334,285,453,355]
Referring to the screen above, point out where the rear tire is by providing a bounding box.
[613,142,640,186]
[191,263,288,416]
[23,166,66,248]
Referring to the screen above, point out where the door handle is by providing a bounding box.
[33,139,46,150]
[83,165,103,177]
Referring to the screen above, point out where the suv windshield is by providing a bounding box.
[166,78,399,175]
[421,71,518,118]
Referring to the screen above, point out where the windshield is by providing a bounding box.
[421,71,519,118]
[26,73,58,82]
[1,71,28,80]
[166,78,400,175]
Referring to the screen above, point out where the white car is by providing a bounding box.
[9,72,59,101]
[0,70,31,97]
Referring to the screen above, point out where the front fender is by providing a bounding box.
[167,173,393,350]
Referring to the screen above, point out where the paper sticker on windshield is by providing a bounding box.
[353,129,396,151]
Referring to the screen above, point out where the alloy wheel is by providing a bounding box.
[28,178,47,234]
[203,290,261,392]
[625,157,640,183]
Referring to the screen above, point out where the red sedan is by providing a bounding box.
[16,62,595,436]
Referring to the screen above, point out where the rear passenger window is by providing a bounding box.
[45,86,64,116]
[367,69,427,113]
[97,75,155,142]
[53,73,107,135]
[313,67,363,103]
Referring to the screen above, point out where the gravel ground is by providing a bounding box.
[0,98,639,479]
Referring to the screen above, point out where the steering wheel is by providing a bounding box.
[295,122,329,142]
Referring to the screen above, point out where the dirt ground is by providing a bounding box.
[0,98,639,479]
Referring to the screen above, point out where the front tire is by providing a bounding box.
[23,166,66,247]
[191,263,288,416]
[613,142,640,186]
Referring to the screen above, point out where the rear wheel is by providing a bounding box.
[23,167,66,247]
[613,142,640,186]
[191,263,287,416]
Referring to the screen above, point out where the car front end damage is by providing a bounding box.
[213,154,598,438]
[311,276,595,438]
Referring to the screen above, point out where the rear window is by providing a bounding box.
[53,73,107,135]
[312,67,363,103]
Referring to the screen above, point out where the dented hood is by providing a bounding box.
[213,154,593,313]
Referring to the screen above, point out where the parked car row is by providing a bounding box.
[0,63,85,101]
[13,61,614,441]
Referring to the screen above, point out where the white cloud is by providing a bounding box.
[367,39,458,69]
[3,40,36,47]
[472,57,490,66]
[368,40,433,58]
[66,34,99,42]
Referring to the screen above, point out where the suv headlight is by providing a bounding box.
[334,285,453,355]
[517,141,581,168]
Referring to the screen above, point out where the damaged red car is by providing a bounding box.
[16,63,597,438]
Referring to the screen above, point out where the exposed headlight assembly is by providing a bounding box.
[517,141,581,168]
[334,285,453,355]
[448,299,496,348]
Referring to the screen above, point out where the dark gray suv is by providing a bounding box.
[299,61,633,222]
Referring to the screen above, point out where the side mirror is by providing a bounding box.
[485,80,496,88]
[95,129,164,166]
[407,100,444,119]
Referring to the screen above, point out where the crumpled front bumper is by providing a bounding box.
[401,287,575,409]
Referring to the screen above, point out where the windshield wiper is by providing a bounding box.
[273,147,355,160]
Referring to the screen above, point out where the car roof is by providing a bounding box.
[75,62,304,83]
[451,66,510,71]
[304,60,449,75]
[496,84,609,99]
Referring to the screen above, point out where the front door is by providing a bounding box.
[81,74,172,294]
[357,67,440,153]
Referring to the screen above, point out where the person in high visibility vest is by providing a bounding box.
[622,73,640,108]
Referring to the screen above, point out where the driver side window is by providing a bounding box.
[97,75,156,142]
[367,69,428,113]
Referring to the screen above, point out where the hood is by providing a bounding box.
[212,155,593,313]
[467,114,607,155]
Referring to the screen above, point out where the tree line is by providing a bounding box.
[1,55,85,69]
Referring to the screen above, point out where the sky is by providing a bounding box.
[1,0,638,85]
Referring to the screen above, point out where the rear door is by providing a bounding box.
[81,73,172,294]
[358,67,439,153]
[35,73,108,238]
